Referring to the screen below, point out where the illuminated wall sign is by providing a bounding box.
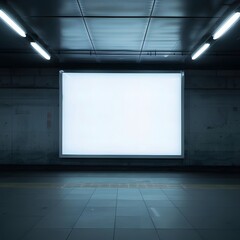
[60,72,184,158]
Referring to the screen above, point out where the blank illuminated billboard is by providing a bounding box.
[60,72,183,157]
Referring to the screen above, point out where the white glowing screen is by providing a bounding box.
[61,72,182,157]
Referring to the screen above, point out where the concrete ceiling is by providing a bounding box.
[0,0,240,68]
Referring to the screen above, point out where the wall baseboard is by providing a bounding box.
[0,164,240,172]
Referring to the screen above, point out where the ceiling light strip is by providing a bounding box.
[0,9,26,37]
[213,12,240,40]
[191,43,210,60]
[30,42,51,60]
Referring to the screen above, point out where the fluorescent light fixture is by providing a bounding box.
[213,12,240,40]
[0,9,26,37]
[30,42,51,60]
[191,43,210,60]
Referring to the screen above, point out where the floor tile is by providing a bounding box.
[21,228,71,240]
[48,206,85,215]
[149,207,192,229]
[35,214,80,228]
[140,189,164,195]
[157,229,202,240]
[0,215,41,240]
[64,194,92,200]
[115,229,159,240]
[143,195,169,200]
[94,188,117,194]
[145,200,175,208]
[68,228,114,240]
[74,216,115,228]
[54,199,88,209]
[117,200,146,208]
[116,207,149,216]
[181,214,240,229]
[179,207,240,229]
[74,207,115,228]
[91,194,116,200]
[171,200,209,208]
[87,199,116,207]
[118,189,142,200]
[199,229,240,240]
[116,216,154,228]
[118,195,143,200]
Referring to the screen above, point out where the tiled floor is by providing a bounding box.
[0,171,240,240]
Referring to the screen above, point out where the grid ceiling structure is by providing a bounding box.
[0,0,239,68]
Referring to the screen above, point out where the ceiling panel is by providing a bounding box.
[144,18,214,52]
[143,40,179,51]
[80,0,154,16]
[97,55,138,63]
[8,0,81,17]
[153,0,226,17]
[140,55,184,63]
[0,0,239,68]
[24,18,92,50]
[58,53,97,63]
[86,18,148,50]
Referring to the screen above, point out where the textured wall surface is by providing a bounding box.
[0,69,240,166]
[185,70,240,166]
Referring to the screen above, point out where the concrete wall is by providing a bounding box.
[0,68,240,166]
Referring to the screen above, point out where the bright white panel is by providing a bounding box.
[60,72,183,157]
